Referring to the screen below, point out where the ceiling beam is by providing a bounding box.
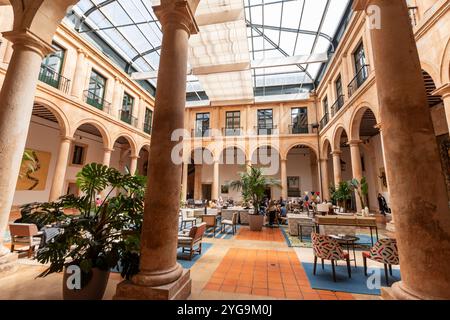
[251,53,329,69]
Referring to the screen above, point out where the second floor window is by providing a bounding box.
[39,42,65,89]
[257,109,273,135]
[333,75,345,113]
[121,92,134,125]
[87,70,106,109]
[195,113,210,137]
[322,97,328,116]
[354,42,368,86]
[225,111,241,136]
[144,108,153,134]
[291,108,308,134]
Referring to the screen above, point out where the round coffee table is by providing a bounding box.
[330,235,360,268]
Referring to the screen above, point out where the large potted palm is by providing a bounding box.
[28,163,146,300]
[230,166,281,231]
[350,177,369,215]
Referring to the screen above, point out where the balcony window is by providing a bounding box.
[195,113,210,137]
[39,43,70,93]
[257,109,274,135]
[291,108,309,134]
[144,108,153,134]
[86,70,107,110]
[348,42,369,97]
[121,92,135,125]
[332,76,345,116]
[225,111,241,136]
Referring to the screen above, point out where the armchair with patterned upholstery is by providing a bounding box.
[311,232,351,282]
[362,238,399,286]
[177,223,207,260]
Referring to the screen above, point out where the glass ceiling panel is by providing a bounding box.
[68,0,351,98]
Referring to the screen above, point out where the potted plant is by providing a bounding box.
[350,177,369,216]
[332,181,353,212]
[229,166,280,231]
[28,163,146,300]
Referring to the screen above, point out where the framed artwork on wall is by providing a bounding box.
[16,149,51,191]
[288,176,301,197]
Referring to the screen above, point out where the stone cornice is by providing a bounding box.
[2,29,55,58]
[413,0,449,41]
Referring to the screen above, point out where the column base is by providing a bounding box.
[113,269,191,300]
[386,221,396,233]
[0,252,19,278]
[382,281,447,300]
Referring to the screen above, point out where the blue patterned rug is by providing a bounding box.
[302,262,401,295]
[204,225,240,240]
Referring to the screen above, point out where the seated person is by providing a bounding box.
[267,201,278,227]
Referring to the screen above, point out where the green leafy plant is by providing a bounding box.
[350,177,369,208]
[28,163,146,286]
[332,181,353,211]
[229,166,281,213]
[20,150,41,190]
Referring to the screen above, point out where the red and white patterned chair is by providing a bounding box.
[311,232,351,282]
[362,238,399,286]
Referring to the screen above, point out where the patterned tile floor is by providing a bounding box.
[235,227,285,242]
[203,248,354,300]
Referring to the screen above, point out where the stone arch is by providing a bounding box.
[282,141,319,161]
[332,125,349,151]
[217,145,247,165]
[349,103,380,141]
[189,146,215,165]
[440,38,450,84]
[249,144,281,161]
[72,118,111,148]
[321,138,333,159]
[33,96,70,137]
[421,61,441,88]
[111,133,138,158]
[137,142,151,154]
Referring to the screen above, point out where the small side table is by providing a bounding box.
[331,235,360,268]
[297,222,315,242]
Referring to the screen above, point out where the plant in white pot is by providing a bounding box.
[350,177,369,216]
[229,166,281,231]
[27,163,146,300]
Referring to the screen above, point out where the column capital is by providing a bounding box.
[331,150,342,156]
[104,147,115,153]
[348,140,363,147]
[153,0,199,34]
[374,123,383,131]
[130,155,140,160]
[319,158,329,162]
[61,136,75,143]
[2,29,54,58]
[77,48,89,58]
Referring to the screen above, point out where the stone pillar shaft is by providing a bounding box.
[103,148,113,167]
[332,151,342,186]
[280,159,288,200]
[367,0,450,300]
[49,136,73,201]
[0,30,52,254]
[320,159,330,201]
[115,1,199,299]
[181,162,188,201]
[349,141,363,211]
[71,49,87,99]
[194,165,202,200]
[212,161,219,200]
[129,156,138,176]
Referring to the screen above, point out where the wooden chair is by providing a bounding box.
[180,209,197,230]
[9,223,43,258]
[221,212,238,235]
[311,232,351,282]
[178,223,207,260]
[201,215,218,237]
[362,238,399,286]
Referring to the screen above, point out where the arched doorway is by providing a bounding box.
[137,145,150,177]
[285,145,320,199]
[251,146,281,200]
[218,146,246,202]
[187,148,214,201]
[333,127,355,211]
[111,135,137,174]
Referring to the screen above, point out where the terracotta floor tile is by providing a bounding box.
[268,282,284,290]
[302,293,321,300]
[268,289,286,298]
[235,286,252,294]
[252,288,268,296]
[221,285,237,293]
[204,283,221,291]
[222,279,238,286]
[320,294,339,300]
[253,281,268,289]
[285,290,304,300]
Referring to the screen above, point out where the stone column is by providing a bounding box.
[71,49,88,99]
[246,159,252,173]
[194,164,202,200]
[212,160,219,200]
[280,159,288,200]
[103,148,114,167]
[320,159,330,201]
[181,162,188,201]
[359,0,450,300]
[114,0,199,300]
[49,136,74,201]
[0,30,53,267]
[441,92,450,134]
[129,156,139,176]
[111,77,123,119]
[332,151,342,185]
[349,140,363,211]
[2,41,13,64]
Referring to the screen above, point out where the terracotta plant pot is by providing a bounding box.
[62,267,110,300]
[248,214,264,231]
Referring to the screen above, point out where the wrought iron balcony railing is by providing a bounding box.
[331,95,345,117]
[255,125,278,136]
[222,127,243,137]
[83,90,111,113]
[319,113,329,131]
[192,128,211,138]
[143,123,152,135]
[120,110,138,127]
[348,65,369,98]
[38,64,71,94]
[289,124,316,135]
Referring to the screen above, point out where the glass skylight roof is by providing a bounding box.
[67,0,352,98]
